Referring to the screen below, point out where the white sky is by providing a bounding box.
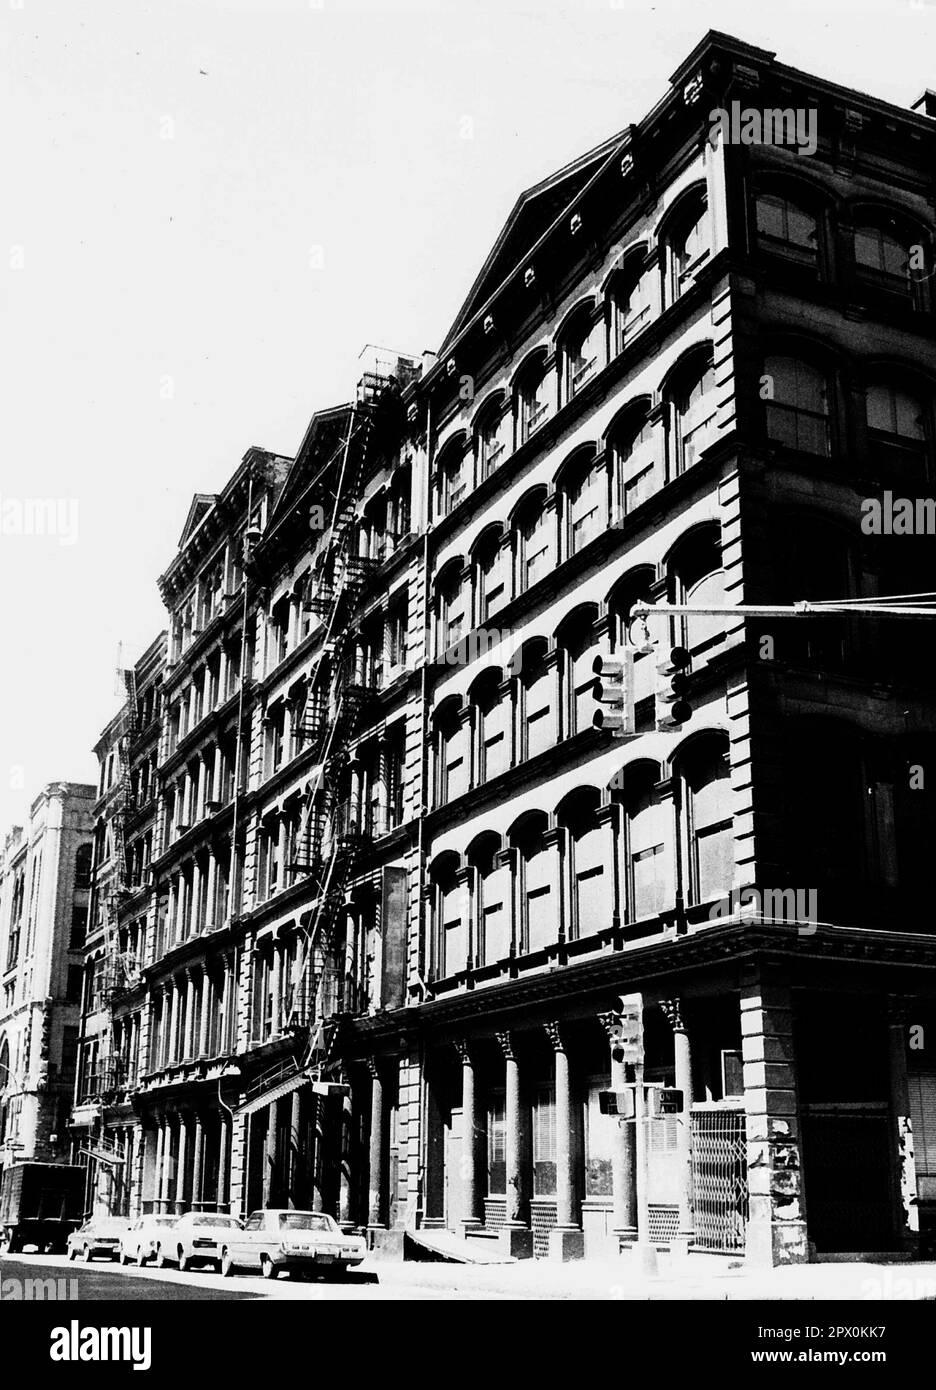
[1,0,934,832]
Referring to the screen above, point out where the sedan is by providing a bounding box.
[120,1214,179,1267]
[172,1212,243,1272]
[219,1209,367,1280]
[67,1216,131,1263]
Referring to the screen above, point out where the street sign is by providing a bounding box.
[648,1087,684,1116]
[598,1090,636,1117]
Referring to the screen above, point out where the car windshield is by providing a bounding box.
[193,1215,239,1227]
[98,1219,127,1231]
[151,1217,177,1226]
[278,1213,335,1232]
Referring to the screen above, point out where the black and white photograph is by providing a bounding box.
[1,0,935,1365]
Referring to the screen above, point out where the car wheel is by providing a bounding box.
[259,1255,276,1280]
[219,1247,233,1278]
[136,1248,147,1267]
[154,1245,169,1269]
[178,1247,190,1273]
[120,1252,130,1266]
[82,1245,93,1263]
[67,1245,77,1262]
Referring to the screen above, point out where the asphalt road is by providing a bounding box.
[0,1254,259,1300]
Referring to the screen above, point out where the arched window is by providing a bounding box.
[612,761,671,921]
[429,853,463,981]
[608,568,655,705]
[74,844,92,890]
[677,736,733,906]
[0,1038,9,1093]
[609,252,655,355]
[516,637,554,761]
[556,605,599,738]
[515,354,551,443]
[669,526,727,657]
[435,559,467,654]
[513,490,553,593]
[472,527,507,624]
[433,698,468,805]
[475,398,509,478]
[436,437,471,516]
[866,382,927,483]
[557,788,606,939]
[854,218,914,295]
[510,811,552,954]
[669,353,717,475]
[559,305,601,405]
[665,188,710,303]
[467,833,507,966]
[763,354,831,457]
[558,449,607,557]
[387,464,411,545]
[470,668,509,784]
[755,191,819,268]
[609,401,659,515]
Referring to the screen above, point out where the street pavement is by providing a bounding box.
[3,1249,936,1301]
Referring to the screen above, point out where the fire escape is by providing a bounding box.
[234,368,404,1121]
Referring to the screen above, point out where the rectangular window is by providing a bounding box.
[488,1092,506,1195]
[584,1080,614,1197]
[532,1088,557,1196]
[909,1073,936,1200]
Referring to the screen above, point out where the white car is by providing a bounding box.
[120,1214,179,1267]
[66,1216,131,1263]
[219,1209,367,1280]
[171,1212,243,1272]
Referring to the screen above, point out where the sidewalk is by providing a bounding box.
[359,1250,936,1301]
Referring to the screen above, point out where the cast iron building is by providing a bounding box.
[70,32,936,1266]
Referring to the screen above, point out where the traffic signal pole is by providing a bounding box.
[631,597,936,621]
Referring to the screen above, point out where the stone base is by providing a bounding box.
[497,1226,534,1259]
[628,1240,660,1277]
[548,1227,585,1262]
[744,1218,809,1269]
[368,1227,405,1260]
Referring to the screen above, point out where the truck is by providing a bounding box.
[0,1162,86,1255]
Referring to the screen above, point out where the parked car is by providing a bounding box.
[120,1214,179,1267]
[218,1209,367,1280]
[66,1216,131,1263]
[172,1212,243,1272]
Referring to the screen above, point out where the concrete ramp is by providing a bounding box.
[404,1229,517,1264]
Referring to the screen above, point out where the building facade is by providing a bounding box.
[69,32,936,1266]
[0,783,94,1173]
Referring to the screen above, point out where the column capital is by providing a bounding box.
[543,1020,565,1053]
[597,1010,622,1042]
[495,1030,515,1060]
[366,1056,381,1080]
[659,997,685,1032]
[454,1038,472,1066]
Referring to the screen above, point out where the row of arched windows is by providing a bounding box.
[427,734,732,979]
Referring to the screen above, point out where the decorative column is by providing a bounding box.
[289,1088,303,1209]
[367,1058,385,1230]
[153,1120,165,1214]
[191,1114,204,1210]
[495,1031,533,1258]
[197,970,211,1059]
[184,969,197,1060]
[599,1010,637,1248]
[271,937,283,1037]
[454,1040,481,1233]
[191,858,203,933]
[338,1083,353,1226]
[545,1021,584,1260]
[167,981,180,1066]
[175,1112,189,1213]
[217,1115,229,1212]
[222,953,235,1053]
[660,998,694,1255]
[263,1101,277,1207]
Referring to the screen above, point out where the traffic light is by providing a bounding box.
[591,650,636,738]
[654,645,692,730]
